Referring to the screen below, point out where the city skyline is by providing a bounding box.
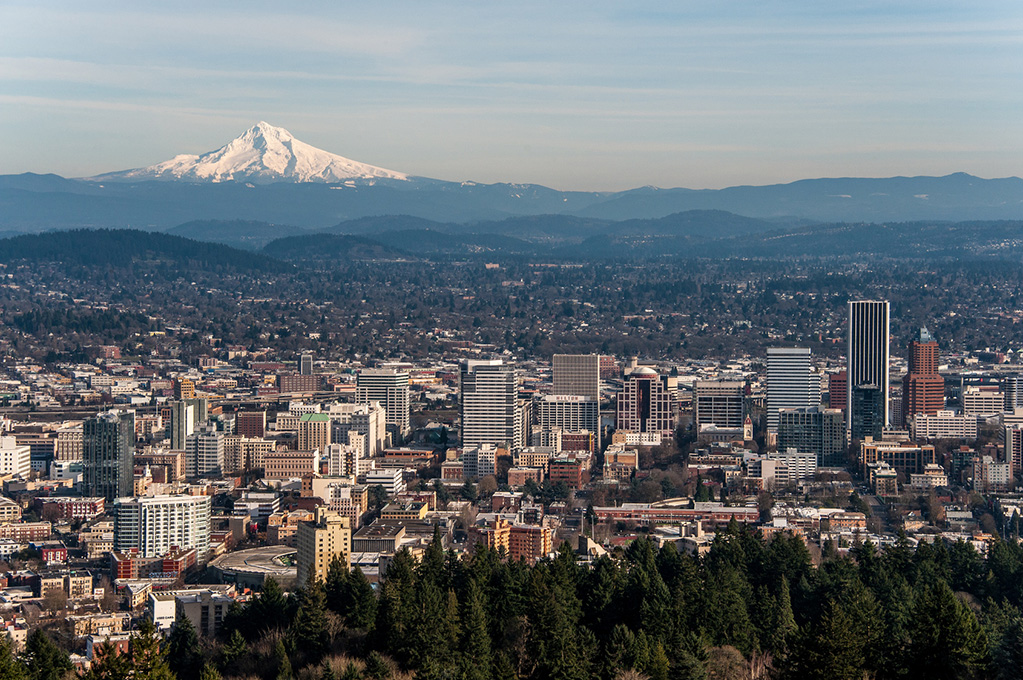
[1,2,1020,190]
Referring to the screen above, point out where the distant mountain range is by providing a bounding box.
[3,217,1023,269]
[1,123,1021,233]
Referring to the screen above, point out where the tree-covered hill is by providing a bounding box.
[19,525,1023,680]
[0,229,292,272]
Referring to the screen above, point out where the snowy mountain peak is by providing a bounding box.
[87,122,409,184]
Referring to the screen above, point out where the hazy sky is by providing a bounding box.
[1,1,1020,190]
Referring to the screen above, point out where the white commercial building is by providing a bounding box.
[362,468,406,496]
[0,437,31,479]
[766,348,820,433]
[460,360,523,452]
[962,387,1006,419]
[328,403,387,457]
[356,369,411,439]
[910,410,978,440]
[463,443,498,480]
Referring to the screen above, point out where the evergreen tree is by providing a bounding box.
[460,580,492,680]
[199,662,223,680]
[272,639,293,680]
[992,616,1023,680]
[220,628,247,670]
[22,629,72,680]
[291,577,331,662]
[0,635,26,680]
[908,580,987,680]
[252,578,291,634]
[364,651,391,680]
[79,641,129,680]
[348,566,378,629]
[129,618,175,680]
[782,598,864,680]
[324,555,349,613]
[165,611,202,678]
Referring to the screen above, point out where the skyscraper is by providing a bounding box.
[552,354,601,401]
[356,369,411,439]
[460,360,522,452]
[83,409,135,501]
[617,368,676,443]
[766,347,820,432]
[902,327,944,427]
[168,401,194,450]
[300,353,314,376]
[847,300,890,437]
[550,354,602,447]
[693,381,745,429]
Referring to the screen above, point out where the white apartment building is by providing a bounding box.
[113,495,211,558]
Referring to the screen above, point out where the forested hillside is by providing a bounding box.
[9,526,1023,680]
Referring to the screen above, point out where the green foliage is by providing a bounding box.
[165,612,202,678]
[0,635,26,680]
[22,629,72,680]
[17,527,1023,680]
[291,577,331,662]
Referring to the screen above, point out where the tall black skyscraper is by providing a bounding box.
[83,409,135,501]
[847,300,890,438]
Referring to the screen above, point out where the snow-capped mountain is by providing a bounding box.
[88,122,409,184]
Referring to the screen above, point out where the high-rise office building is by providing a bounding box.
[847,300,890,437]
[300,353,314,376]
[850,385,885,441]
[83,410,135,502]
[185,425,224,478]
[777,407,846,467]
[766,348,820,432]
[552,354,601,401]
[356,369,411,439]
[296,507,351,585]
[536,395,601,451]
[113,494,211,558]
[168,401,194,450]
[298,413,331,452]
[693,381,745,429]
[460,360,522,452]
[901,327,943,427]
[617,368,676,443]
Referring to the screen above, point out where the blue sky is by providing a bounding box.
[1,1,1020,190]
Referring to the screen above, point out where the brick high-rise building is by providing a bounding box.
[901,327,944,427]
[236,411,266,438]
[828,370,848,412]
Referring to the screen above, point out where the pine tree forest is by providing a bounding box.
[10,524,1023,680]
